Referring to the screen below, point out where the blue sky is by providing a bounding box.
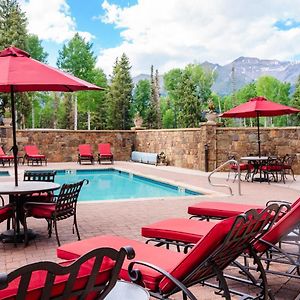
[20,0,300,76]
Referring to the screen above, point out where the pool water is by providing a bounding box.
[54,169,200,201]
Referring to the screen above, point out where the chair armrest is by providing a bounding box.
[266,200,291,207]
[128,260,197,300]
[0,195,4,206]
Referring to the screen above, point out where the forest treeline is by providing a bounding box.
[1,0,300,130]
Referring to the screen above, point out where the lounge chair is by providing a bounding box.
[23,145,47,166]
[0,246,134,300]
[23,180,88,246]
[57,205,279,299]
[98,143,113,164]
[141,199,300,280]
[0,146,14,166]
[78,144,94,164]
[188,200,265,221]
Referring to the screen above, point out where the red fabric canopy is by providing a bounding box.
[220,96,300,118]
[0,46,103,92]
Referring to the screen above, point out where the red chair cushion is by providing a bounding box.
[24,145,40,156]
[98,144,112,156]
[158,217,235,293]
[188,201,264,218]
[0,155,14,160]
[57,235,184,291]
[141,218,216,243]
[0,206,13,223]
[254,197,300,253]
[27,203,56,218]
[261,165,283,171]
[28,154,45,159]
[78,145,92,157]
[0,258,115,300]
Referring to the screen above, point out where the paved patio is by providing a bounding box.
[1,161,300,299]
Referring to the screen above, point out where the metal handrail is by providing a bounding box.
[208,159,241,195]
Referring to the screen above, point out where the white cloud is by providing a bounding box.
[96,0,300,76]
[19,0,94,43]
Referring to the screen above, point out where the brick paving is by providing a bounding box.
[0,161,300,299]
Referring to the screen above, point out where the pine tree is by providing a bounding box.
[290,75,300,125]
[145,65,161,128]
[0,0,28,117]
[177,72,201,128]
[107,54,133,129]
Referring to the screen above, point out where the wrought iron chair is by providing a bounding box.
[98,143,114,164]
[57,206,280,300]
[23,170,57,202]
[78,144,94,164]
[0,246,135,300]
[282,154,296,181]
[0,195,16,245]
[23,179,88,246]
[261,156,285,184]
[227,155,253,182]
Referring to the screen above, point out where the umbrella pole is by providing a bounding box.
[10,86,18,186]
[257,113,261,157]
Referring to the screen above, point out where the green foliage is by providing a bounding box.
[162,108,175,128]
[0,0,27,50]
[107,53,133,129]
[290,75,300,125]
[145,66,161,128]
[26,34,48,62]
[132,79,150,119]
[177,71,201,128]
[57,33,96,81]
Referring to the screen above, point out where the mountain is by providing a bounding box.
[133,57,300,96]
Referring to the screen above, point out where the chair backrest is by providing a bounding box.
[24,145,39,156]
[254,197,300,253]
[0,147,5,156]
[24,170,56,182]
[55,179,88,221]
[98,143,111,155]
[0,246,135,300]
[283,154,296,167]
[158,204,280,294]
[78,144,92,156]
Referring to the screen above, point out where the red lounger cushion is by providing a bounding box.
[254,197,300,253]
[141,218,216,243]
[27,154,45,159]
[0,155,14,160]
[188,201,264,218]
[0,258,115,300]
[57,235,184,291]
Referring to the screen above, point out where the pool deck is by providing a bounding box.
[1,161,300,299]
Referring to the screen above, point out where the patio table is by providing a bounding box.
[240,156,269,182]
[0,181,60,243]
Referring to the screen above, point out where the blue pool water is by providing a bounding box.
[53,169,200,201]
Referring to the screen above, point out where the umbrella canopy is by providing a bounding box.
[220,96,300,156]
[0,46,104,186]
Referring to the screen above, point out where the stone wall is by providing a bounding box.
[1,124,299,173]
[16,129,135,162]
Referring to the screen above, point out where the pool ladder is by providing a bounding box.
[208,159,241,196]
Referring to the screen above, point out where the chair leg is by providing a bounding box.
[23,214,29,246]
[53,218,61,246]
[73,215,81,241]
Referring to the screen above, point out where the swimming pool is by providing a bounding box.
[53,169,201,201]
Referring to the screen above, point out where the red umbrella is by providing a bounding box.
[220,96,300,156]
[0,46,104,185]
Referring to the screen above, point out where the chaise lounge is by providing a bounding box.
[78,144,94,164]
[0,146,14,166]
[23,145,47,166]
[98,143,113,164]
[57,205,279,299]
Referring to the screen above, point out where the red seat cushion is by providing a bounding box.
[57,235,184,291]
[261,165,283,171]
[27,154,45,159]
[27,203,56,218]
[0,258,115,300]
[158,217,235,293]
[188,201,264,218]
[0,155,14,160]
[141,218,216,243]
[0,206,13,223]
[254,197,300,253]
